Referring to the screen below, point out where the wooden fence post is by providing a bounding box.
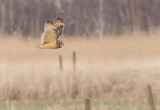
[146,85,156,110]
[73,51,76,72]
[59,55,63,71]
[85,99,91,110]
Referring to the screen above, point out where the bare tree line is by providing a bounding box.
[0,0,160,37]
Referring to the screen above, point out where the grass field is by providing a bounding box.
[0,34,160,101]
[0,99,157,110]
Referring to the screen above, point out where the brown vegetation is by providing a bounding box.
[1,34,160,100]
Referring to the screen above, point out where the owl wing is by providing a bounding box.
[53,17,65,39]
[41,21,59,44]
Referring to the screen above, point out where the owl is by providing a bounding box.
[36,16,64,49]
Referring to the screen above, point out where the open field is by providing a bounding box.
[0,99,159,110]
[1,34,160,100]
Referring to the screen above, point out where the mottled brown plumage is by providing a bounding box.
[36,16,64,49]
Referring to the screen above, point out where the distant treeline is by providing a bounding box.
[0,0,160,37]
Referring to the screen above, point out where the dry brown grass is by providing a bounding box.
[1,34,160,100]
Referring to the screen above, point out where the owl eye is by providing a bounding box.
[57,26,64,30]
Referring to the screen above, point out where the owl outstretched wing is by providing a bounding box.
[41,17,64,44]
[41,20,58,44]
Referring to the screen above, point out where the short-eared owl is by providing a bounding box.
[36,16,64,49]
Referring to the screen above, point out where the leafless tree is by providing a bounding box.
[0,0,160,37]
